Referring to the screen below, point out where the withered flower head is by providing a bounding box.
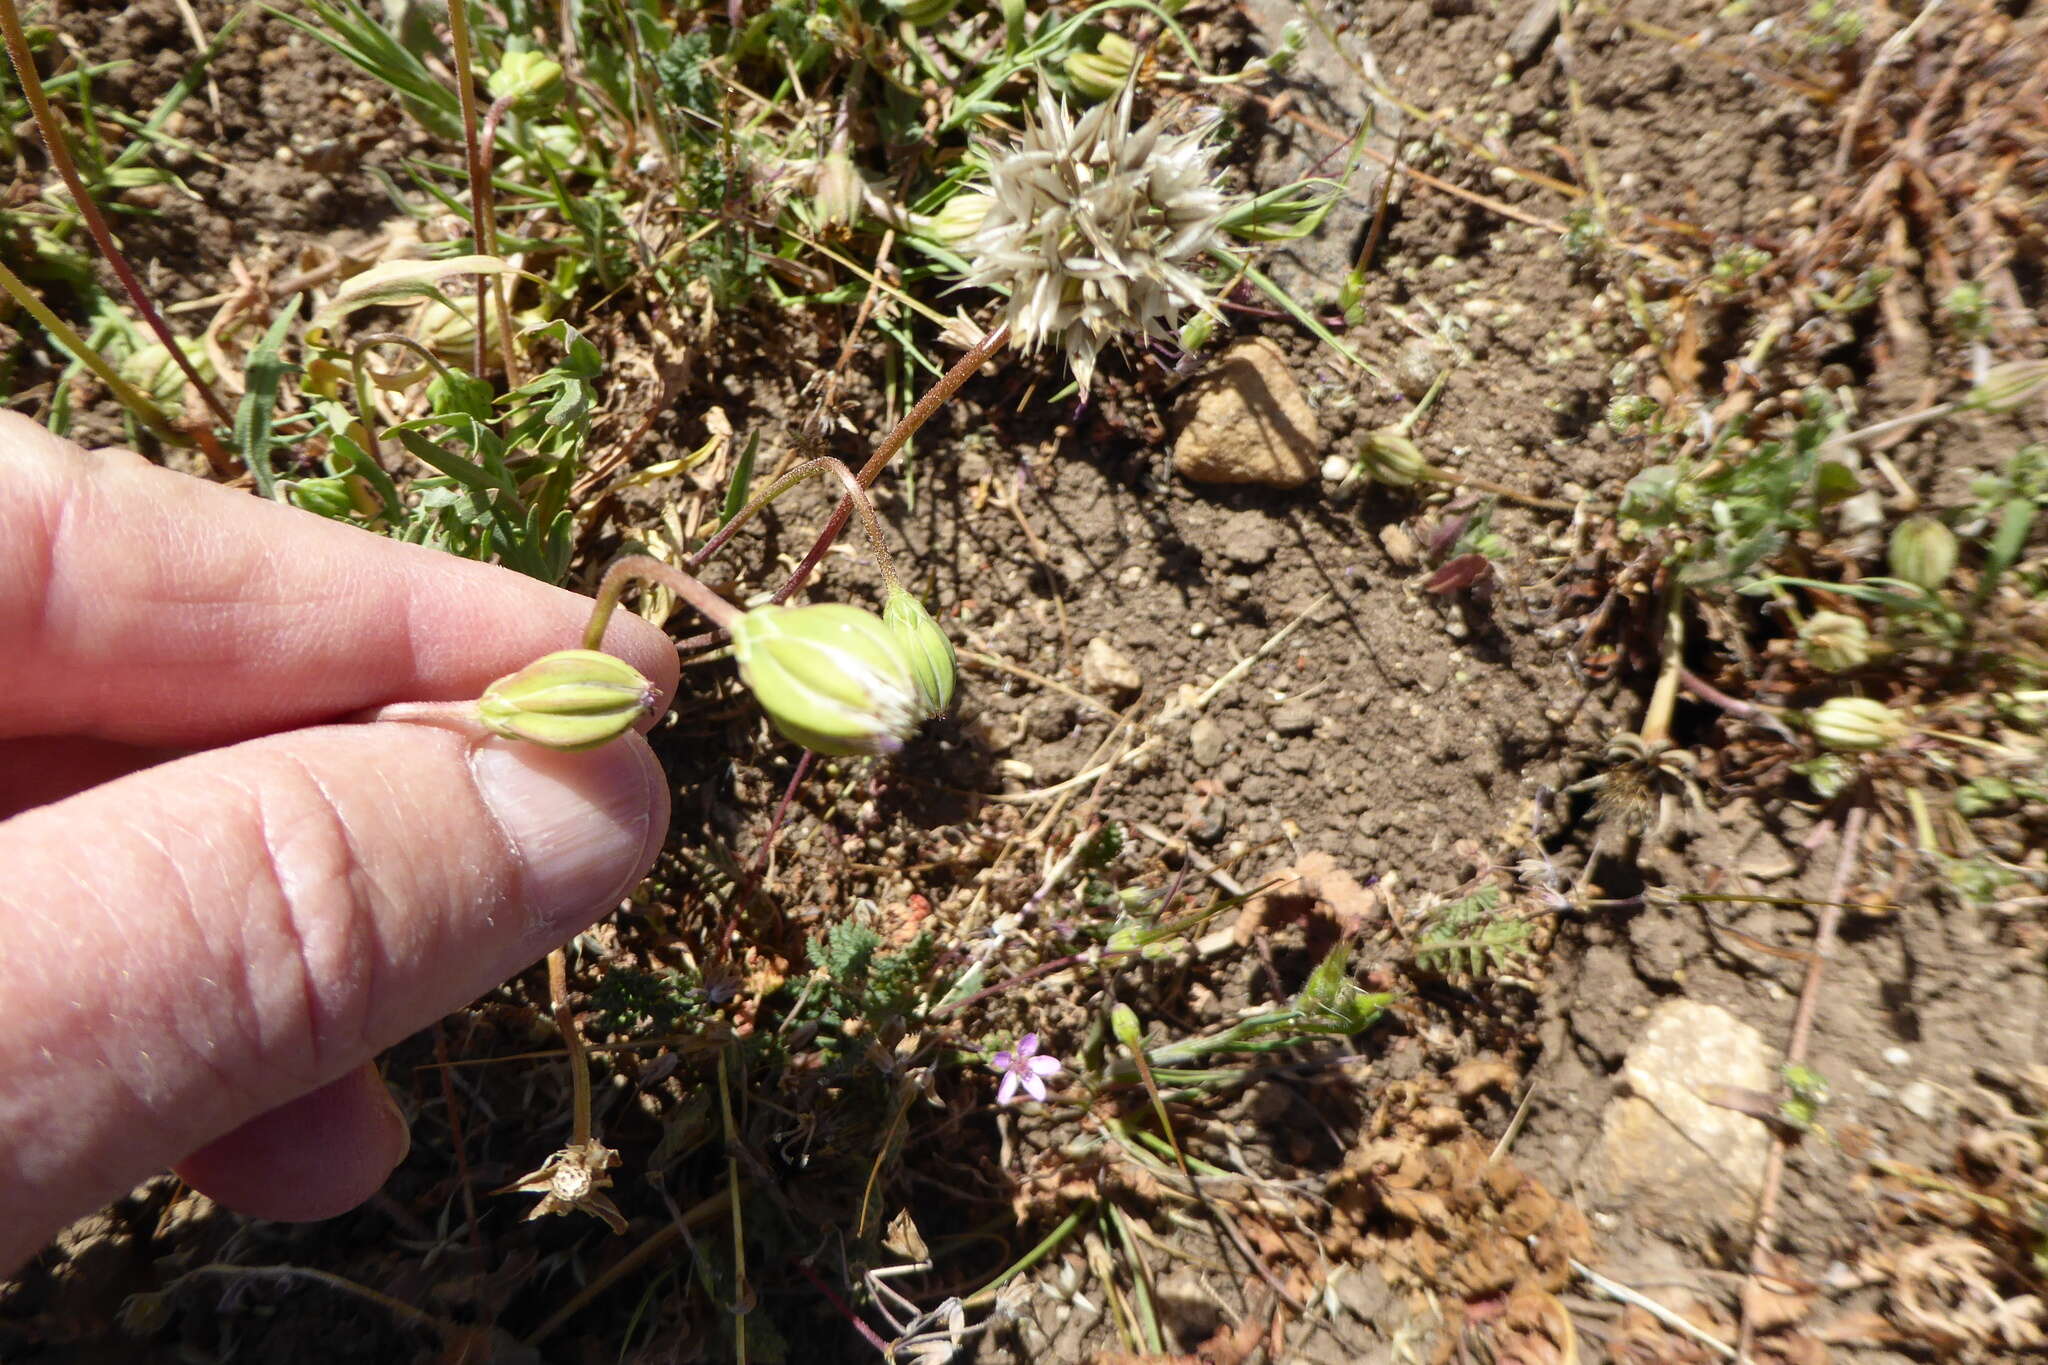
[965,82,1230,396]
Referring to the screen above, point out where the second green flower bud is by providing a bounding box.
[884,589,957,720]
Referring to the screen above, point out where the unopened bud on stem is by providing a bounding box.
[884,589,958,719]
[1888,515,1958,591]
[1066,34,1137,101]
[1808,695,1908,753]
[730,603,924,757]
[478,650,659,750]
[1353,429,1436,487]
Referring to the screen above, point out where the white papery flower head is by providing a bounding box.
[965,82,1230,397]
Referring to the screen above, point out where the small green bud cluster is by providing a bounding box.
[479,650,660,750]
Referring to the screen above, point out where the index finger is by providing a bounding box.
[0,412,679,746]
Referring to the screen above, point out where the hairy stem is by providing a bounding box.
[582,553,742,651]
[0,0,233,431]
[547,947,593,1147]
[690,457,901,592]
[773,322,1010,604]
[477,94,522,386]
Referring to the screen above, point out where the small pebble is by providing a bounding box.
[1882,1046,1910,1067]
[1898,1080,1941,1121]
[1270,699,1317,736]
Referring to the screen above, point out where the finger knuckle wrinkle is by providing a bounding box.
[245,757,385,1077]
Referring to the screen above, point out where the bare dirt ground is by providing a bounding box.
[4,0,2046,1361]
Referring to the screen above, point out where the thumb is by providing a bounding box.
[0,719,667,1269]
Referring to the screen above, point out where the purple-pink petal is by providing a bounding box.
[1015,1032,1040,1058]
[996,1070,1022,1105]
[991,1049,1015,1073]
[1028,1055,1063,1078]
[1020,1070,1050,1103]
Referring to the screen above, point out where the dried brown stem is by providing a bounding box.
[1736,802,1868,1362]
[546,947,593,1148]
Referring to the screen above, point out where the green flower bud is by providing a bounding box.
[1606,394,1659,434]
[478,649,659,751]
[1798,611,1871,672]
[1960,359,2048,415]
[1066,33,1137,101]
[288,474,379,521]
[884,588,957,719]
[918,191,993,248]
[730,603,923,757]
[1888,515,1958,591]
[1808,696,1908,753]
[1000,0,1028,50]
[1354,429,1435,487]
[813,147,865,228]
[1110,1003,1144,1052]
[487,51,564,109]
[1267,19,1307,72]
[1177,312,1216,353]
[881,0,959,25]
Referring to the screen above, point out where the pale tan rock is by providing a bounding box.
[1592,999,1775,1249]
[1080,637,1142,700]
[1172,339,1322,488]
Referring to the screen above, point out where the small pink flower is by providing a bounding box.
[989,1032,1063,1105]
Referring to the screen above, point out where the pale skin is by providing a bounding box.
[0,412,677,1272]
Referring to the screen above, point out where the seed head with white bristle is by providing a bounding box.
[964,82,1231,396]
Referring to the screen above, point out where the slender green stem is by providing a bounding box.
[962,1204,1093,1309]
[716,1050,747,1364]
[1640,579,1685,747]
[0,0,232,431]
[582,553,741,651]
[0,259,181,442]
[444,0,512,387]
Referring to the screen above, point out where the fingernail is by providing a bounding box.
[471,737,665,940]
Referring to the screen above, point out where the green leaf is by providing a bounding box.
[719,430,759,530]
[234,299,302,498]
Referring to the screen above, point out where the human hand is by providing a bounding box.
[0,413,676,1271]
